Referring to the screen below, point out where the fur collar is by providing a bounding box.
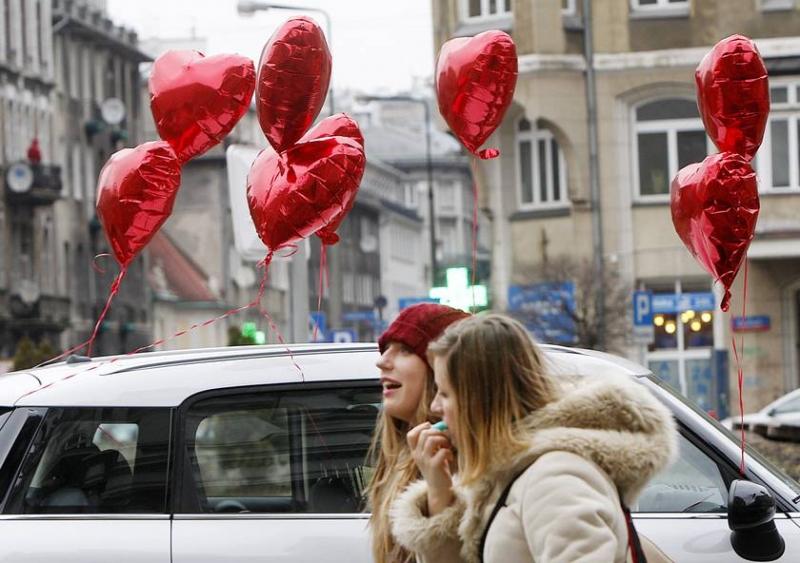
[456,374,678,562]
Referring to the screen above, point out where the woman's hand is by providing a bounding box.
[407,422,455,515]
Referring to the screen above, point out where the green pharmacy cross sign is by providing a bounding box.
[429,267,488,312]
[241,322,267,345]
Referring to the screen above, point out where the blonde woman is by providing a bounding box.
[367,303,469,563]
[391,314,677,563]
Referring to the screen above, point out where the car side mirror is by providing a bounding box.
[728,479,785,561]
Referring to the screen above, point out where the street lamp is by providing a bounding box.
[236,0,335,113]
[358,95,437,286]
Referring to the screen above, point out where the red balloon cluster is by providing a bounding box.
[247,17,365,254]
[671,35,769,311]
[435,30,518,159]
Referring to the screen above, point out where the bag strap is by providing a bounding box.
[478,465,648,563]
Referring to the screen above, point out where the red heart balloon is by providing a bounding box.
[436,30,517,159]
[247,136,365,253]
[150,50,255,163]
[96,141,182,268]
[299,114,364,245]
[256,16,332,153]
[695,35,769,161]
[671,152,759,311]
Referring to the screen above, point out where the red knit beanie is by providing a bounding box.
[378,303,470,368]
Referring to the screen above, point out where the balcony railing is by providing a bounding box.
[5,164,63,206]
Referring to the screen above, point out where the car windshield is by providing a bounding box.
[648,376,800,500]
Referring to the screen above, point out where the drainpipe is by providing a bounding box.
[583,0,605,350]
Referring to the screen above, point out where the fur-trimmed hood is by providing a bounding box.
[390,374,678,563]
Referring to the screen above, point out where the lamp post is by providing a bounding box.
[359,95,437,286]
[237,0,335,113]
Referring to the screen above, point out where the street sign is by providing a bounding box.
[331,329,357,343]
[507,282,576,345]
[732,315,771,333]
[633,291,654,344]
[398,297,440,310]
[309,312,327,342]
[342,311,376,323]
[651,292,715,314]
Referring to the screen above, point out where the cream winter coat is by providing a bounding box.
[389,375,678,563]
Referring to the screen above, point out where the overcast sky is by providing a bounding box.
[107,0,435,93]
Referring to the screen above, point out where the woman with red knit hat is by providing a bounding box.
[367,303,470,563]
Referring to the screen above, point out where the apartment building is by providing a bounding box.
[432,0,800,414]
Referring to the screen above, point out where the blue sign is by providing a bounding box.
[331,329,357,343]
[507,282,576,345]
[651,292,715,314]
[343,310,376,323]
[633,291,653,327]
[399,297,440,310]
[309,312,327,333]
[732,315,771,333]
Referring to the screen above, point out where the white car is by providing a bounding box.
[722,388,800,441]
[1,343,799,562]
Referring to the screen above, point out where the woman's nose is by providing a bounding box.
[430,395,443,416]
[376,350,391,370]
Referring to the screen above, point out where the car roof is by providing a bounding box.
[0,343,650,408]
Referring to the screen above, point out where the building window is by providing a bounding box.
[634,98,709,200]
[758,0,795,11]
[462,0,511,20]
[753,81,800,192]
[437,180,457,214]
[562,0,577,15]
[645,281,716,413]
[631,0,689,9]
[390,224,416,263]
[517,118,568,208]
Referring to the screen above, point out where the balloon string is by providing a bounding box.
[313,244,328,342]
[23,255,279,399]
[470,157,479,311]
[87,268,127,357]
[256,252,304,380]
[91,253,112,275]
[739,258,749,476]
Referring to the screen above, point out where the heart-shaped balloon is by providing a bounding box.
[299,114,364,245]
[695,35,769,161]
[256,16,332,153]
[247,135,365,253]
[436,30,517,159]
[671,152,759,311]
[97,141,182,268]
[150,50,255,163]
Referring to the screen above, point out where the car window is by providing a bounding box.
[3,407,171,515]
[773,395,800,415]
[183,384,381,514]
[636,432,728,513]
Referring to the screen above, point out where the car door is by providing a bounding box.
[0,406,172,563]
[172,381,381,563]
[632,423,800,561]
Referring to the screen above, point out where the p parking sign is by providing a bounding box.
[633,291,654,344]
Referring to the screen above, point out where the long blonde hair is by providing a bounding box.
[427,314,560,485]
[366,369,436,563]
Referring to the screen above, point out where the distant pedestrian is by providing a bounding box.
[366,303,470,563]
[391,313,677,563]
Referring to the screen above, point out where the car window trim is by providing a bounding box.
[0,514,171,521]
[0,408,46,513]
[172,379,380,516]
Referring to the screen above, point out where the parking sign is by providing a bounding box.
[633,291,654,344]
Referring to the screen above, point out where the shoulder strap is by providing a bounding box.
[478,467,527,563]
[478,466,648,563]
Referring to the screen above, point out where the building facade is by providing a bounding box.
[0,0,149,361]
[432,0,800,415]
